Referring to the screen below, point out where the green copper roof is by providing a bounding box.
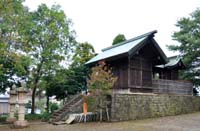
[86,30,167,65]
[156,56,184,68]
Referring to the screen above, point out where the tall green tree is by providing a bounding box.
[112,34,126,45]
[71,42,95,67]
[70,42,96,91]
[168,8,200,88]
[0,0,30,92]
[18,4,76,114]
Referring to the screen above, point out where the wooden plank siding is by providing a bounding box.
[153,68,179,80]
[152,79,193,95]
[105,39,191,95]
[111,58,129,89]
[129,56,152,88]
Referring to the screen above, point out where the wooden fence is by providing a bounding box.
[152,79,193,95]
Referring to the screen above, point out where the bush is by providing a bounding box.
[40,112,50,121]
[87,96,97,112]
[0,115,7,123]
[25,112,50,121]
[25,114,41,121]
[50,103,59,113]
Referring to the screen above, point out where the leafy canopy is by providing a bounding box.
[88,63,117,94]
[44,42,96,100]
[14,3,76,114]
[0,0,30,92]
[112,34,126,45]
[168,8,200,87]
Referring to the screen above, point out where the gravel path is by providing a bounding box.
[1,112,200,131]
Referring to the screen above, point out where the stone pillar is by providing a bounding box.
[6,85,17,123]
[14,81,29,128]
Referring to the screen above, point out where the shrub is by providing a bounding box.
[25,114,41,121]
[0,115,7,123]
[87,96,97,112]
[25,112,50,121]
[50,103,59,113]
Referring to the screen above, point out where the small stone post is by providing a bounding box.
[6,85,17,123]
[14,81,29,128]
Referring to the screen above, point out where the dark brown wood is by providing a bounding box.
[152,79,193,95]
[96,38,190,95]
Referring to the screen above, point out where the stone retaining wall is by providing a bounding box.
[111,94,200,121]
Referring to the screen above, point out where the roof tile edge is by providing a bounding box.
[102,30,157,52]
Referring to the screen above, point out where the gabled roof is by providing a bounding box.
[156,56,185,69]
[86,30,167,65]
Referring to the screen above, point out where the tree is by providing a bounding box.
[0,0,30,93]
[69,42,96,91]
[44,69,79,103]
[17,4,76,114]
[71,42,95,67]
[88,63,117,93]
[88,63,117,121]
[112,34,126,45]
[44,41,96,111]
[168,8,200,89]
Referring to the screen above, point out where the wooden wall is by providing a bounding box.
[109,40,185,95]
[129,56,152,88]
[110,58,128,89]
[153,68,179,80]
[152,79,193,95]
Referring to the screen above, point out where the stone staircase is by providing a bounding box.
[49,94,83,123]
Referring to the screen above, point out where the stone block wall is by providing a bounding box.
[111,94,200,121]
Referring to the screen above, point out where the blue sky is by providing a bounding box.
[24,0,200,56]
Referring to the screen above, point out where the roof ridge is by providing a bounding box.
[168,55,181,60]
[102,30,157,52]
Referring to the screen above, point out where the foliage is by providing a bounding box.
[88,63,117,93]
[0,0,30,93]
[87,96,97,112]
[50,103,59,113]
[15,4,76,114]
[71,42,96,67]
[168,8,200,87]
[112,34,126,45]
[45,69,81,100]
[88,63,117,121]
[0,115,7,123]
[45,42,95,103]
[0,45,30,92]
[35,99,46,113]
[25,100,32,108]
[25,112,50,121]
[69,42,96,92]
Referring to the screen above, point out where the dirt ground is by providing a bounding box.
[1,112,200,131]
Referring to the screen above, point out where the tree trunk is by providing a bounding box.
[46,96,49,113]
[31,60,44,114]
[99,98,103,122]
[31,85,37,114]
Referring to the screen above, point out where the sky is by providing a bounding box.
[24,0,200,57]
